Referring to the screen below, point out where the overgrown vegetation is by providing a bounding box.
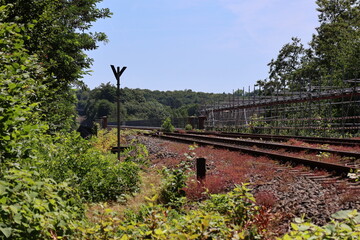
[278,210,360,239]
[0,1,140,238]
[1,0,359,238]
[70,184,269,239]
[0,168,85,239]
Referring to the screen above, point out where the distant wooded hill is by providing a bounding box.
[76,83,234,122]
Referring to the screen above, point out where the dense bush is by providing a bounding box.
[200,183,258,227]
[74,184,266,239]
[122,142,150,166]
[161,117,175,133]
[278,209,360,239]
[27,131,141,202]
[0,8,48,164]
[185,123,193,131]
[0,168,84,239]
[90,128,118,153]
[0,3,142,239]
[158,166,188,208]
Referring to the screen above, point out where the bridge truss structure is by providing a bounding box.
[202,81,360,137]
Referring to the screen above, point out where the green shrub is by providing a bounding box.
[158,166,188,208]
[79,160,140,202]
[185,124,193,131]
[0,17,48,164]
[157,151,195,208]
[161,117,175,133]
[27,131,141,202]
[90,128,118,153]
[0,168,84,239]
[76,183,265,239]
[278,209,360,240]
[201,183,258,227]
[122,142,150,166]
[119,204,238,239]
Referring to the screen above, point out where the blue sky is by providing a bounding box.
[82,0,319,93]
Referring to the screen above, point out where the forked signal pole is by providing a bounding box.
[111,65,127,160]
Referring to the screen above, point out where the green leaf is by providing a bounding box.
[120,235,129,240]
[154,228,164,235]
[189,234,200,239]
[339,223,352,231]
[13,214,22,224]
[0,227,12,238]
[0,184,6,195]
[8,83,17,90]
[324,223,335,234]
[9,205,20,214]
[2,135,10,141]
[281,234,292,240]
[291,223,299,231]
[354,214,360,224]
[297,224,311,231]
[0,197,7,205]
[331,210,354,220]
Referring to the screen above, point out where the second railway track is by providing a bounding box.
[151,132,360,176]
[188,131,360,147]
[166,132,360,160]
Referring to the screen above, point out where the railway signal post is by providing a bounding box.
[111,65,127,160]
[196,157,206,182]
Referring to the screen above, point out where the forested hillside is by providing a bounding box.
[77,83,232,122]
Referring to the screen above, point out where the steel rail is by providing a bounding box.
[167,132,360,159]
[119,126,360,146]
[153,133,357,176]
[188,131,360,147]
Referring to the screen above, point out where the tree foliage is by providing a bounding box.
[0,4,48,163]
[0,168,85,239]
[0,2,142,238]
[259,0,360,90]
[79,84,230,122]
[1,0,111,131]
[2,0,111,85]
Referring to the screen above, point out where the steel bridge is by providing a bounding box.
[201,84,360,137]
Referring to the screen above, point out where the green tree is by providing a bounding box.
[0,5,48,163]
[80,85,229,122]
[1,0,112,131]
[92,82,117,103]
[161,117,175,133]
[267,38,312,88]
[95,99,115,118]
[259,0,360,90]
[312,0,360,84]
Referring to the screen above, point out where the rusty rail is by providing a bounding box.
[152,133,358,176]
[188,131,360,147]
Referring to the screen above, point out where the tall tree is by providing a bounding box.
[312,0,360,84]
[0,4,48,162]
[1,0,111,131]
[260,0,360,90]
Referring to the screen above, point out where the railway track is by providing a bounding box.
[151,132,360,177]
[167,132,360,160]
[121,126,360,146]
[187,131,360,147]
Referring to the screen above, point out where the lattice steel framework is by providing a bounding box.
[202,80,360,137]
